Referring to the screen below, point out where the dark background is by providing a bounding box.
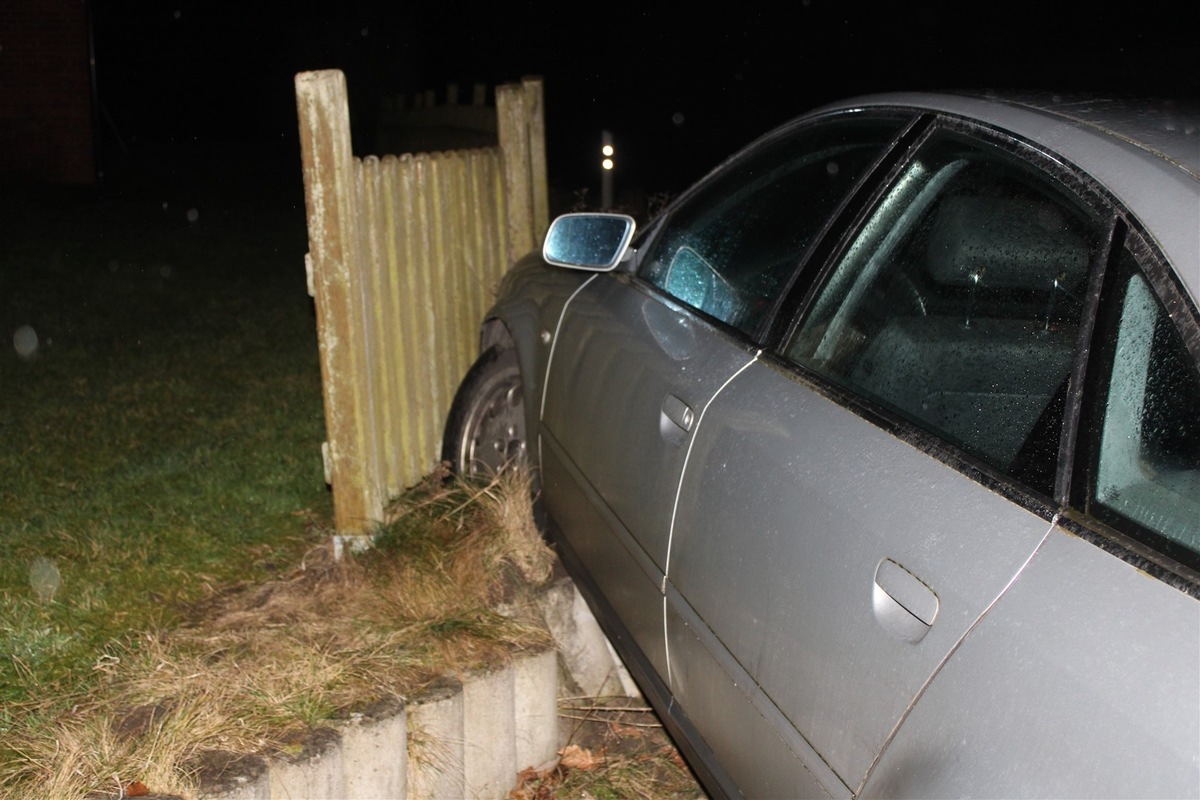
[85,0,1199,198]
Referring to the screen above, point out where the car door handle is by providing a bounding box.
[659,394,695,445]
[873,558,939,643]
[662,394,695,431]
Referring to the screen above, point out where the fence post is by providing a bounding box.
[496,83,534,266]
[295,69,384,534]
[522,77,549,243]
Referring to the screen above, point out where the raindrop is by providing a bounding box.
[159,264,174,279]
[671,112,685,126]
[13,325,38,359]
[187,208,199,223]
[108,259,120,273]
[361,26,370,37]
[826,160,840,176]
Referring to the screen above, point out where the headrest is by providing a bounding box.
[926,196,1088,289]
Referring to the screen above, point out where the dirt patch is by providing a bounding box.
[512,696,704,800]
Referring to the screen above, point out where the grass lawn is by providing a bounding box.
[0,153,332,714]
[0,152,702,799]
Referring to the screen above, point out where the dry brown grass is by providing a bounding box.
[0,469,557,800]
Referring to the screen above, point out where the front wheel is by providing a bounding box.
[442,346,528,477]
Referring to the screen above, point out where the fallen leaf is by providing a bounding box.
[558,744,603,770]
[124,780,150,797]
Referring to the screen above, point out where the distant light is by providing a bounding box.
[602,158,614,171]
[601,144,614,157]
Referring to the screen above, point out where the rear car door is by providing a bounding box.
[665,121,1115,796]
[862,235,1200,798]
[539,114,905,691]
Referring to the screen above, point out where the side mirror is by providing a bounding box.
[543,213,636,272]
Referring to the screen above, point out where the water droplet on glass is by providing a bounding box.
[187,208,199,223]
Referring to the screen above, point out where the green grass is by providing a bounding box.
[0,172,333,710]
[0,169,703,800]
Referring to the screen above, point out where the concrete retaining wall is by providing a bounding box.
[200,577,635,800]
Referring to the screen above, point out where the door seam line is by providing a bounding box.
[662,349,762,688]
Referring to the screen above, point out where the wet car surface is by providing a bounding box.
[444,92,1200,799]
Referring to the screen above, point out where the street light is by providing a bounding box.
[601,129,613,210]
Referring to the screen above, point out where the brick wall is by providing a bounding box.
[0,0,95,184]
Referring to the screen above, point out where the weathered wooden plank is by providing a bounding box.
[295,69,383,533]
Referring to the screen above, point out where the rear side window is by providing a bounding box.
[785,128,1104,495]
[639,116,903,337]
[1084,249,1200,566]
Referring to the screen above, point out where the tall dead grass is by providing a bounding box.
[0,469,555,800]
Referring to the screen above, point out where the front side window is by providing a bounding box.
[786,128,1104,495]
[639,116,904,336]
[1087,250,1200,566]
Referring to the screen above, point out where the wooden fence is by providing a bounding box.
[295,69,548,534]
[376,82,497,154]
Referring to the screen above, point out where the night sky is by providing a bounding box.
[90,0,1199,195]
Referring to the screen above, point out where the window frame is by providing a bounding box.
[1067,221,1200,583]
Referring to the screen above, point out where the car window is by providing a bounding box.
[639,117,904,336]
[785,128,1104,495]
[1088,249,1200,564]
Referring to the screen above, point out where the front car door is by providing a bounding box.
[539,114,906,731]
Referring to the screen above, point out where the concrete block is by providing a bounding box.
[268,727,344,800]
[340,697,407,799]
[513,649,559,771]
[406,680,466,800]
[537,578,634,698]
[462,666,516,799]
[194,752,271,799]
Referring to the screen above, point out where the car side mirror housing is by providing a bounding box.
[543,213,636,272]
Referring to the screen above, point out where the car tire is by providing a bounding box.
[442,346,528,477]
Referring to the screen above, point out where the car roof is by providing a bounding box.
[806,92,1200,304]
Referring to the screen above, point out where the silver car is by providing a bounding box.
[443,92,1200,798]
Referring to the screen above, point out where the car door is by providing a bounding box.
[539,115,907,687]
[862,240,1200,798]
[665,122,1114,796]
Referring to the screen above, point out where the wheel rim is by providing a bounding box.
[460,372,527,476]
